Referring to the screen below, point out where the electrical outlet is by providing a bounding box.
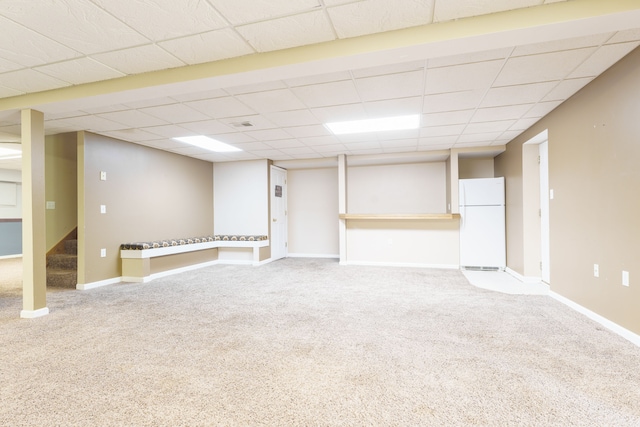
[100,171,107,181]
[100,248,106,258]
[622,271,629,287]
[100,204,106,214]
[46,201,55,210]
[593,264,599,278]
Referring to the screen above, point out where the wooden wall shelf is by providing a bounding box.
[339,213,460,220]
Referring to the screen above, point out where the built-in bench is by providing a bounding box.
[120,235,269,282]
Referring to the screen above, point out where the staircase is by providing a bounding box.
[47,238,78,289]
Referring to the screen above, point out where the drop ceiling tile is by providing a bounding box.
[356,70,424,102]
[264,110,320,127]
[139,104,210,123]
[0,57,21,74]
[81,104,130,115]
[170,146,215,155]
[494,48,596,86]
[569,42,640,78]
[212,0,321,25]
[420,124,465,138]
[293,80,361,108]
[311,143,348,153]
[103,128,162,142]
[92,45,186,75]
[348,147,383,155]
[425,60,503,94]
[352,60,425,79]
[159,29,255,65]
[379,138,418,148]
[510,117,542,131]
[171,89,228,103]
[245,128,293,141]
[280,147,318,156]
[433,0,540,22]
[123,97,176,109]
[345,141,382,151]
[454,141,497,148]
[284,125,332,139]
[180,121,236,136]
[143,125,196,138]
[364,97,423,117]
[481,81,558,107]
[513,33,612,56]
[223,115,276,131]
[0,0,148,54]
[464,121,516,134]
[195,153,233,162]
[382,146,418,154]
[236,10,335,53]
[336,133,380,143]
[265,139,305,149]
[310,104,367,123]
[225,81,287,96]
[0,17,80,68]
[221,151,261,161]
[91,0,227,40]
[427,48,512,68]
[227,142,273,151]
[523,101,562,118]
[457,132,503,143]
[0,86,24,98]
[328,0,434,39]
[607,28,640,44]
[215,133,257,144]
[471,104,533,122]
[300,136,341,146]
[418,136,458,147]
[285,71,352,87]
[499,130,524,141]
[376,129,420,140]
[542,77,592,101]
[423,110,474,126]
[186,97,256,119]
[423,91,485,113]
[0,69,70,93]
[237,89,307,113]
[58,115,128,132]
[250,149,292,160]
[98,110,168,128]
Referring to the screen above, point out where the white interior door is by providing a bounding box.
[270,166,287,261]
[539,141,551,283]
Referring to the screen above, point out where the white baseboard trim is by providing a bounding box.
[505,267,543,284]
[549,291,640,348]
[0,254,22,260]
[145,260,219,282]
[288,253,340,259]
[77,277,122,290]
[343,261,459,270]
[216,259,253,266]
[20,307,50,318]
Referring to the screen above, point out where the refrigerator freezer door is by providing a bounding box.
[459,177,505,206]
[459,205,506,269]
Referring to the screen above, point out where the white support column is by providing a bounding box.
[338,154,347,265]
[21,109,48,318]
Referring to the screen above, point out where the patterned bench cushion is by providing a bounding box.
[120,235,267,250]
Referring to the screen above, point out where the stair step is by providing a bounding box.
[64,239,78,255]
[47,253,78,270]
[47,270,77,289]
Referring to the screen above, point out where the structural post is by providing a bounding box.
[21,109,48,318]
[338,154,347,265]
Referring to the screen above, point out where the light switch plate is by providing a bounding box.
[100,171,107,181]
[100,248,106,257]
[46,201,55,210]
[100,205,106,214]
[622,271,629,287]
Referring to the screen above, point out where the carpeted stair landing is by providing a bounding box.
[46,239,77,289]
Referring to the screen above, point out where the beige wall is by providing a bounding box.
[347,162,446,214]
[495,46,640,335]
[459,158,494,179]
[288,167,339,256]
[45,132,77,251]
[78,132,213,284]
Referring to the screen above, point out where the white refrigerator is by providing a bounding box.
[459,177,506,270]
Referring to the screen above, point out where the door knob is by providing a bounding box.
[273,218,277,222]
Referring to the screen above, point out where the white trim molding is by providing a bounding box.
[505,267,543,284]
[288,253,340,259]
[20,307,49,318]
[77,277,122,290]
[549,291,640,348]
[343,261,459,270]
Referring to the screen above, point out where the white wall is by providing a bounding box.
[213,160,269,236]
[0,168,22,219]
[347,162,446,213]
[288,168,339,257]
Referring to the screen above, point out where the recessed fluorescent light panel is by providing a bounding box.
[0,147,21,159]
[173,136,241,153]
[325,114,420,135]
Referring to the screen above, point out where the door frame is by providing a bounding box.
[269,165,288,261]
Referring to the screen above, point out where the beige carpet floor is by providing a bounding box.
[1,258,639,426]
